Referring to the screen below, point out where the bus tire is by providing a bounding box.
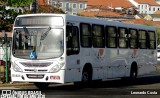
[34,82,49,89]
[74,64,92,87]
[130,64,137,80]
[81,65,92,86]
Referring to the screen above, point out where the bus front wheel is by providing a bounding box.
[34,82,50,89]
[82,71,90,83]
[81,65,92,86]
[74,65,92,87]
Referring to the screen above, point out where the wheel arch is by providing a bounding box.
[82,63,93,79]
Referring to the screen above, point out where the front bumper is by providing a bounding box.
[11,69,65,83]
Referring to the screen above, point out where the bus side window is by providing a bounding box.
[129,29,138,49]
[66,25,80,55]
[80,23,92,47]
[92,24,105,48]
[106,26,117,48]
[148,31,156,49]
[118,27,128,48]
[138,30,147,49]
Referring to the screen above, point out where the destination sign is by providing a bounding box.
[15,16,64,26]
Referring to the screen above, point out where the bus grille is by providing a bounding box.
[24,69,48,72]
[20,62,52,67]
[26,74,44,79]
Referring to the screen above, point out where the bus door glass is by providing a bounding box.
[66,25,79,55]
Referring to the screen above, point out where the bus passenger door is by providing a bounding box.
[65,25,80,82]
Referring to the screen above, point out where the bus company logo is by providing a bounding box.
[34,68,38,72]
[132,49,137,57]
[98,49,105,58]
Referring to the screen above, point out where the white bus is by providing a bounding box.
[11,14,157,88]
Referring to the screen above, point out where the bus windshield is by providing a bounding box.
[12,28,64,59]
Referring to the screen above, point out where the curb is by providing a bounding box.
[0,82,33,87]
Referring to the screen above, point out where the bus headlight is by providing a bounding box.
[49,63,64,73]
[13,63,22,72]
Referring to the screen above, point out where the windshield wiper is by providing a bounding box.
[41,27,51,40]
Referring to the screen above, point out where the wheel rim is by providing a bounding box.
[133,72,136,78]
[82,72,89,82]
[131,69,137,79]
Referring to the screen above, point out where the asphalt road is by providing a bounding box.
[45,75,160,98]
[1,65,160,98]
[1,75,160,98]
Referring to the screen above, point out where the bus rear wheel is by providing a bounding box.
[34,82,50,89]
[130,66,137,80]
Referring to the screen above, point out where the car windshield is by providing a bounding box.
[12,28,64,59]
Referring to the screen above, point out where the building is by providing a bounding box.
[79,0,137,20]
[129,0,160,14]
[144,14,160,21]
[37,0,48,5]
[39,0,160,16]
[156,0,160,5]
[37,0,87,15]
[49,0,87,15]
[86,0,135,10]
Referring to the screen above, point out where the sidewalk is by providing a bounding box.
[0,82,33,87]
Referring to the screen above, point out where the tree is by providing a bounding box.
[0,0,31,32]
[0,0,65,32]
[0,8,18,31]
[7,0,33,7]
[0,0,7,4]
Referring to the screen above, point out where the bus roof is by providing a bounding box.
[16,13,155,31]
